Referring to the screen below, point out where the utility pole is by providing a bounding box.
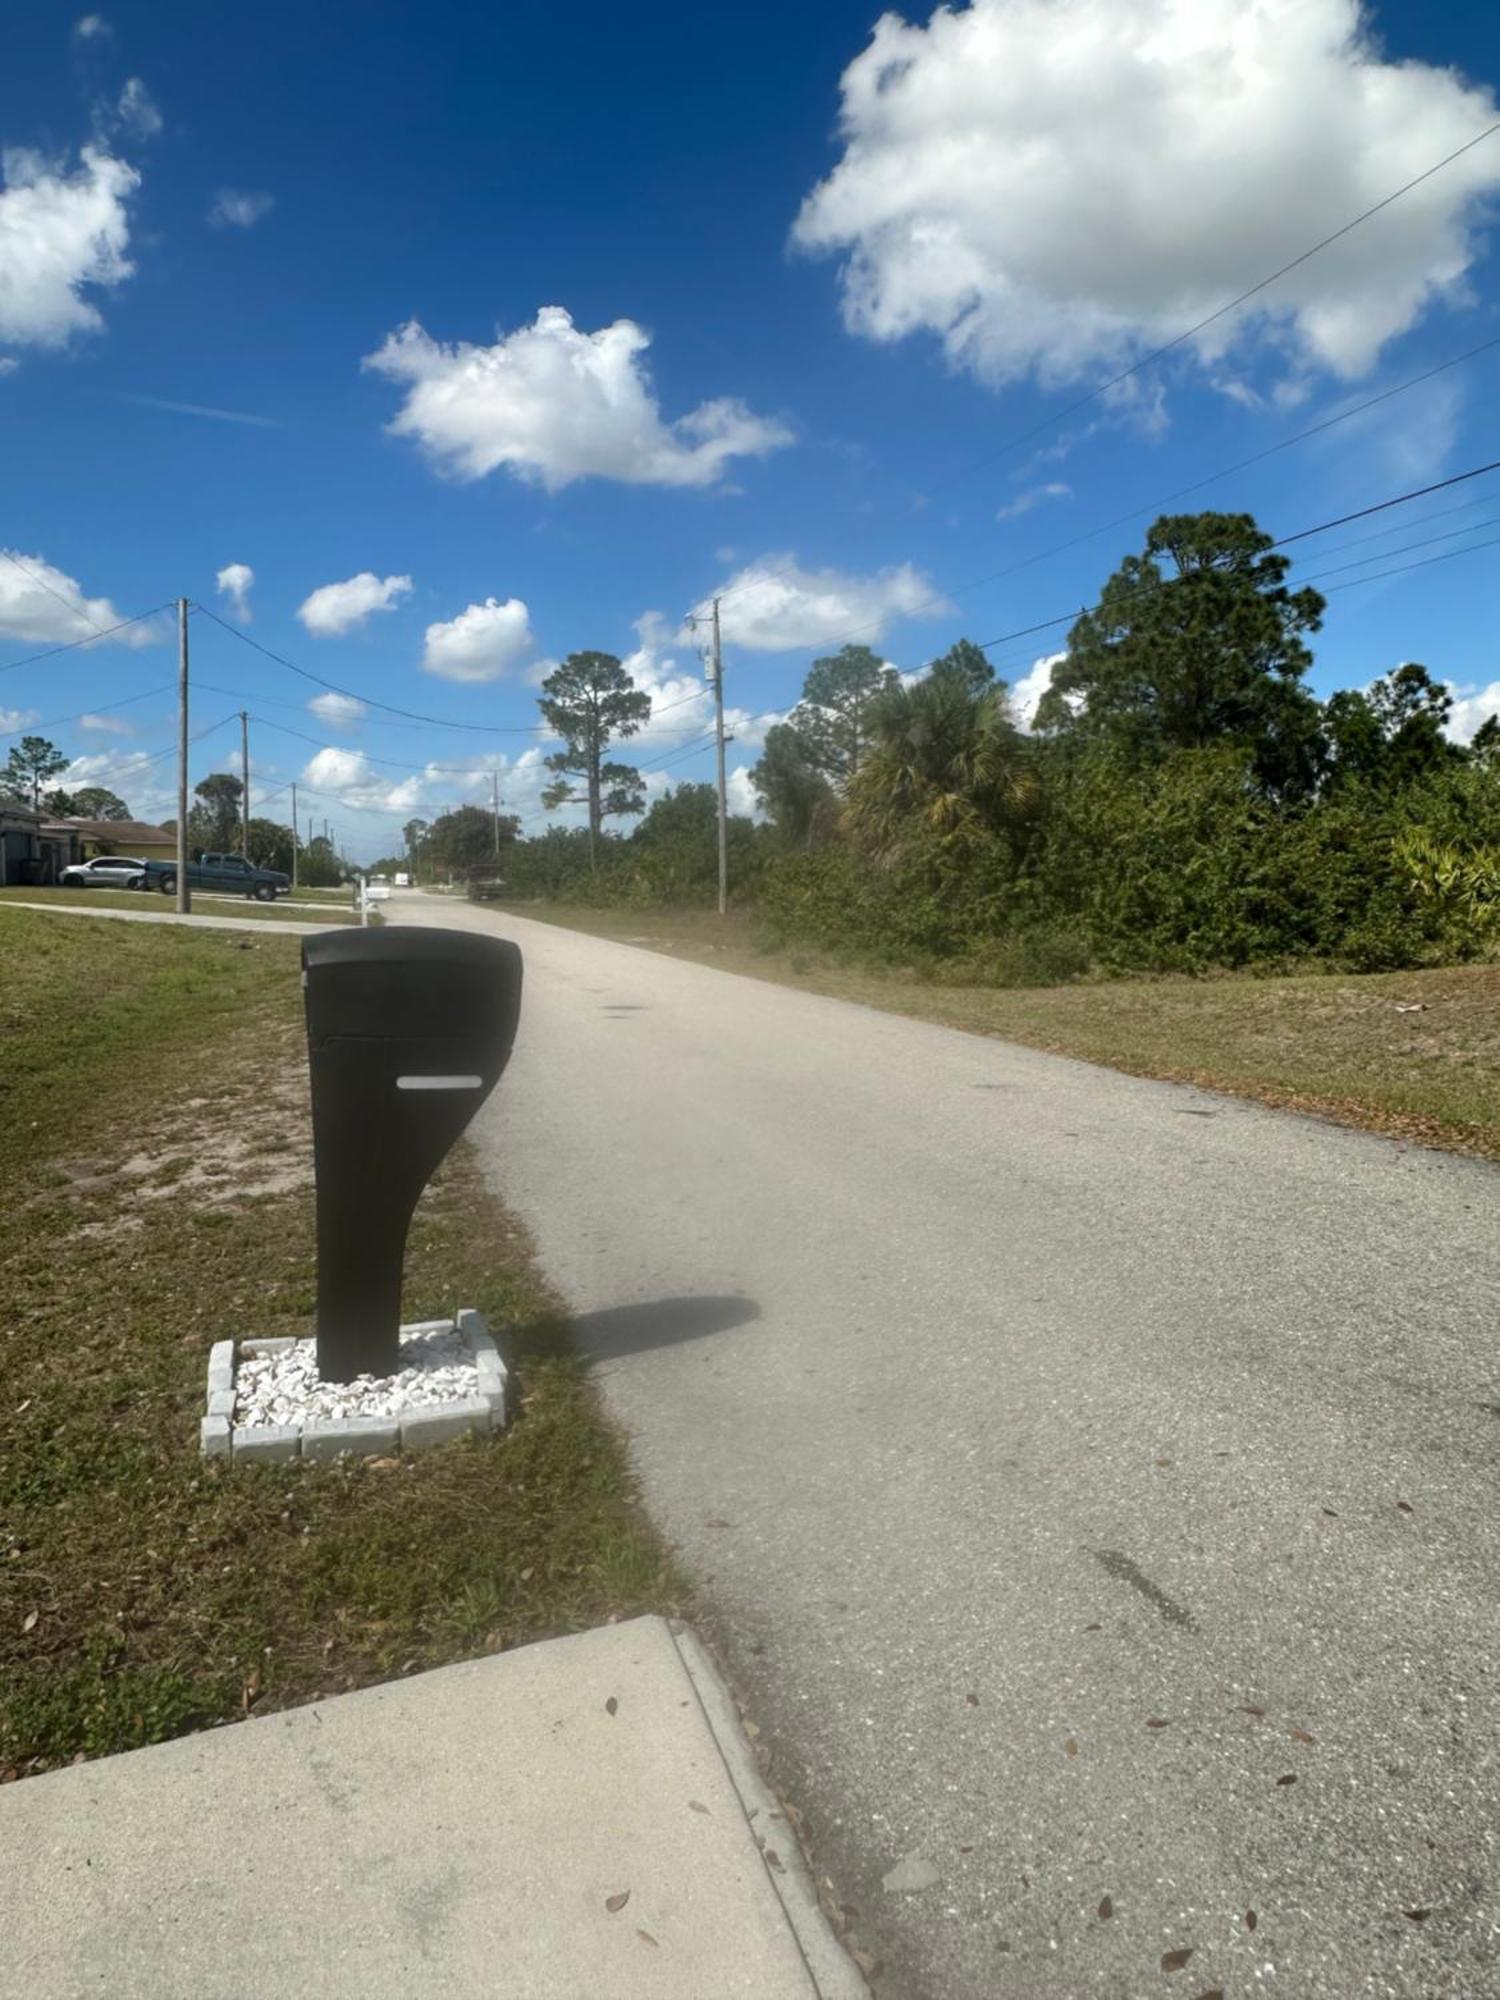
[710,595,728,918]
[175,599,191,914]
[239,711,250,859]
[491,770,501,856]
[290,781,299,891]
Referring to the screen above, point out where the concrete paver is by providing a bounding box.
[1,1617,859,2000]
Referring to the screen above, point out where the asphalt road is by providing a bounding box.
[398,895,1500,2000]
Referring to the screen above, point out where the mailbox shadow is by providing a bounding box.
[569,1293,761,1363]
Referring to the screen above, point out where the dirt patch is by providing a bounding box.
[40,1031,313,1229]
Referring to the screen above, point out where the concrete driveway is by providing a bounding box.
[395,894,1500,2000]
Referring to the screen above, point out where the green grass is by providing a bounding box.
[0,886,357,924]
[0,909,677,1777]
[505,901,1500,1163]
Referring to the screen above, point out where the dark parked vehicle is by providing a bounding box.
[142,852,291,901]
[58,855,150,890]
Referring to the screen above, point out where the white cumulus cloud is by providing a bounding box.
[209,189,273,229]
[364,305,793,490]
[73,14,111,40]
[1009,650,1065,729]
[1444,679,1500,744]
[78,710,134,735]
[215,561,254,621]
[308,691,367,728]
[0,549,154,647]
[297,571,411,636]
[421,597,533,682]
[300,746,423,815]
[696,554,947,653]
[0,147,138,357]
[793,0,1500,392]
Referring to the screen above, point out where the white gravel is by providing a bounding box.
[235,1326,478,1428]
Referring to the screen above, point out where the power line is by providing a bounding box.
[0,604,172,678]
[933,117,1500,490]
[979,521,1500,675]
[0,681,176,742]
[189,607,714,743]
[697,119,1500,620]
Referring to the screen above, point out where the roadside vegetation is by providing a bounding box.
[443,507,1500,1160]
[489,511,1500,984]
[0,910,675,1778]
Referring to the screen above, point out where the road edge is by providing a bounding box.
[670,1622,870,2000]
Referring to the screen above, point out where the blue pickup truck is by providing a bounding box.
[142,852,291,901]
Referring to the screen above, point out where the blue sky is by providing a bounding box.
[4,0,1500,858]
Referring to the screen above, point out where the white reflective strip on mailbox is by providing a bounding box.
[395,1074,484,1091]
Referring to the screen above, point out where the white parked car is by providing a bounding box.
[59,855,149,890]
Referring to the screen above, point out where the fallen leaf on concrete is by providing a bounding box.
[1064,1737,1079,1757]
[605,1890,630,1914]
[1155,1457,1173,1468]
[965,1692,979,1707]
[1083,1622,1102,1632]
[1161,1946,1194,1972]
[1289,1728,1315,1745]
[1145,1717,1170,1729]
[1097,1896,1113,1920]
[605,1696,618,1717]
[1275,1774,1297,1787]
[635,1929,658,1947]
[765,1849,786,1873]
[1396,1501,1414,1514]
[1405,1908,1430,1923]
[1245,1910,1258,1931]
[1241,1706,1266,1719]
[1193,1990,1225,1999]
[688,1800,709,1815]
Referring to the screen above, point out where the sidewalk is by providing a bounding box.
[0,900,337,936]
[2,1617,864,1999]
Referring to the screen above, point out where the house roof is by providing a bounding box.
[41,818,174,843]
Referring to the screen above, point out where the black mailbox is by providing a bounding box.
[301,927,523,1382]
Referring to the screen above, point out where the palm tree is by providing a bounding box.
[845,668,1037,857]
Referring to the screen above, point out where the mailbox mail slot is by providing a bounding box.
[302,927,523,1381]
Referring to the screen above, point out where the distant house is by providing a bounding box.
[0,800,73,886]
[40,817,178,866]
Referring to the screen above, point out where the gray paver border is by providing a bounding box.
[203,1311,509,1462]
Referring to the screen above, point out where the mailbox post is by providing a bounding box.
[302,927,522,1382]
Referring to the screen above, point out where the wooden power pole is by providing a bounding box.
[239,711,250,858]
[175,599,191,914]
[290,781,299,891]
[710,596,727,918]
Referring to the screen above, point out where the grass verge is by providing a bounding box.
[503,901,1500,1163]
[0,909,677,1778]
[0,887,358,924]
